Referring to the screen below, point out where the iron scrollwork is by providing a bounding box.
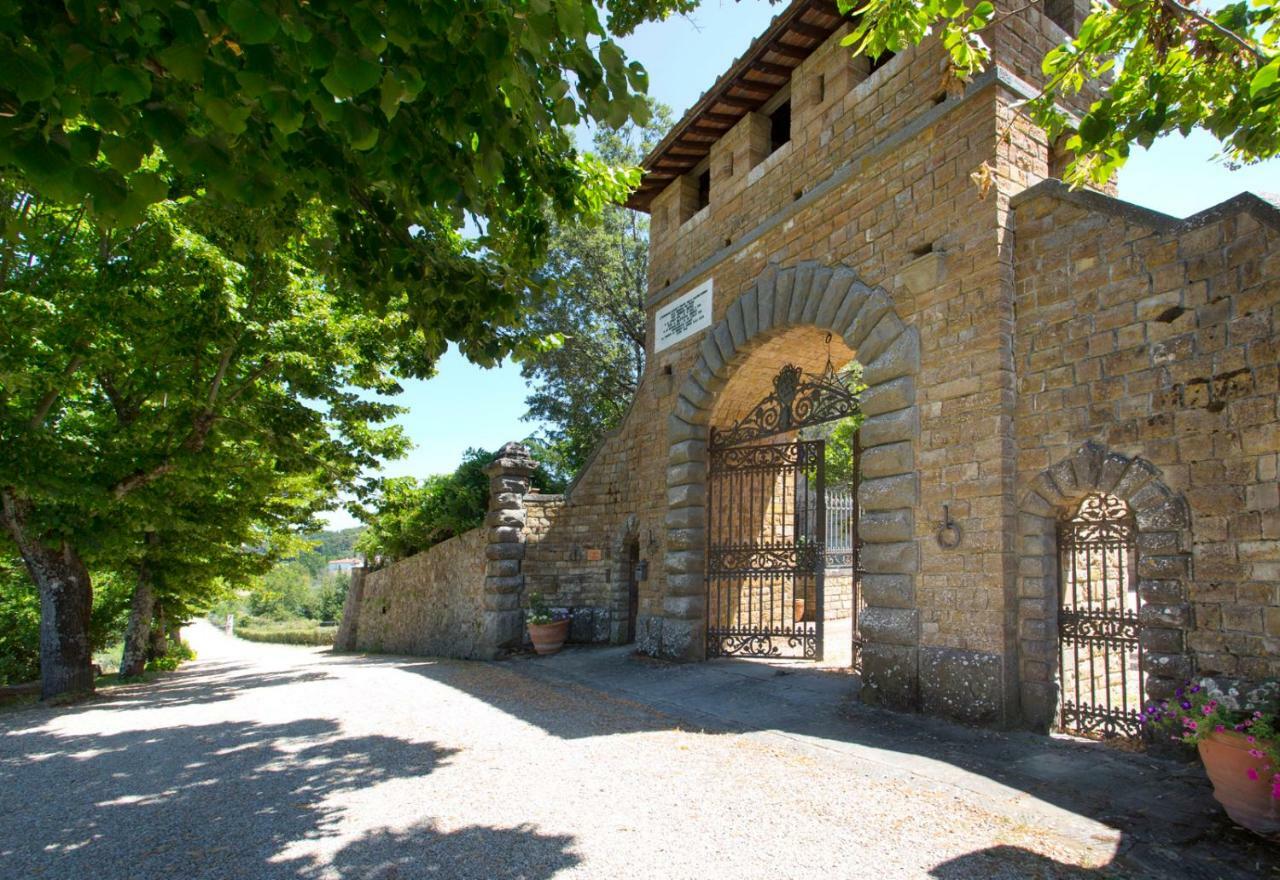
[710,360,860,449]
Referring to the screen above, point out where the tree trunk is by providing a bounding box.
[148,604,168,661]
[119,532,158,678]
[0,490,95,699]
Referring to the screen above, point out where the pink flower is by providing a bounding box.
[1248,768,1260,781]
[1248,735,1257,743]
[1214,725,1226,733]
[1201,705,1213,716]
[1250,749,1266,759]
[1272,781,1280,800]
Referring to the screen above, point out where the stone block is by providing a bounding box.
[860,440,913,477]
[665,571,703,596]
[665,549,704,575]
[859,375,914,416]
[739,288,760,340]
[860,473,917,510]
[659,617,703,660]
[1019,681,1058,732]
[478,609,524,655]
[670,439,709,465]
[485,510,526,528]
[485,543,525,561]
[858,509,914,543]
[860,540,918,574]
[843,292,892,351]
[1140,603,1190,628]
[1135,498,1189,531]
[861,573,915,608]
[855,311,905,365]
[665,505,706,530]
[1097,453,1130,493]
[814,269,857,329]
[861,326,919,386]
[668,414,705,444]
[860,606,918,645]
[1113,458,1158,501]
[919,647,1004,724]
[667,483,706,507]
[1070,440,1105,489]
[663,594,705,619]
[860,643,919,710]
[859,406,918,447]
[1138,578,1184,604]
[488,526,523,543]
[636,614,664,657]
[667,460,707,485]
[1140,626,1185,654]
[486,559,521,578]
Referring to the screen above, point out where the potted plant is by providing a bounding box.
[526,592,570,656]
[1145,677,1280,837]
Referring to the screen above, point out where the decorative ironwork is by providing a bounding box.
[706,439,827,660]
[710,360,860,450]
[1057,493,1145,740]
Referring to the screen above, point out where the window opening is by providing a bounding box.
[769,100,791,153]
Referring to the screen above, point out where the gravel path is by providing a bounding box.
[0,623,1272,880]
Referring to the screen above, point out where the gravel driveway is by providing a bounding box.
[0,622,1273,880]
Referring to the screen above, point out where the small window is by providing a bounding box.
[696,168,710,211]
[769,100,790,153]
[812,73,825,107]
[868,52,894,74]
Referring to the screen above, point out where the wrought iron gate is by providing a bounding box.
[704,354,863,661]
[1057,493,1145,738]
[706,439,826,659]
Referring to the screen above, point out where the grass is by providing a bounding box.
[235,621,337,647]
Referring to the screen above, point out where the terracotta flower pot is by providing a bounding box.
[1198,730,1280,837]
[528,619,570,655]
[793,598,806,624]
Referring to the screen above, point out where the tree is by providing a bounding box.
[0,0,700,365]
[521,104,673,473]
[0,184,414,698]
[844,0,1280,187]
[356,445,563,563]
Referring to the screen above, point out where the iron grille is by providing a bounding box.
[1057,493,1144,739]
[706,439,824,659]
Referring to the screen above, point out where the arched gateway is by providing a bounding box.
[659,261,922,707]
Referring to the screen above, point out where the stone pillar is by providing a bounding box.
[334,566,366,651]
[480,442,536,657]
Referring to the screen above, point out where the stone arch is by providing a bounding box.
[1016,440,1193,730]
[610,514,641,644]
[661,260,922,707]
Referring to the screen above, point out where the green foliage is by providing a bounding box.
[0,180,419,679]
[841,0,1280,186]
[235,622,337,647]
[0,555,131,685]
[147,638,195,672]
[0,558,38,686]
[521,104,672,474]
[356,445,560,563]
[0,0,696,364]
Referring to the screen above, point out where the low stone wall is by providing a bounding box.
[352,528,488,658]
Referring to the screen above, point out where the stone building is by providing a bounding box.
[342,0,1280,733]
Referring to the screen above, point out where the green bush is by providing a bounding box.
[148,638,196,672]
[235,623,337,646]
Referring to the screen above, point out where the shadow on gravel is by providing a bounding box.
[431,644,1278,880]
[325,821,579,880]
[343,654,685,740]
[0,716,513,880]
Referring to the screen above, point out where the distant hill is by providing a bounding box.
[305,526,365,561]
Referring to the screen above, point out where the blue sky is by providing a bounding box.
[321,0,1280,529]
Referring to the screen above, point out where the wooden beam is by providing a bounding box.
[703,112,740,125]
[689,122,732,137]
[750,59,795,78]
[790,20,833,40]
[731,79,776,98]
[715,93,763,110]
[768,41,808,59]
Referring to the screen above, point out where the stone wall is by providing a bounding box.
[352,528,488,657]
[1011,182,1280,725]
